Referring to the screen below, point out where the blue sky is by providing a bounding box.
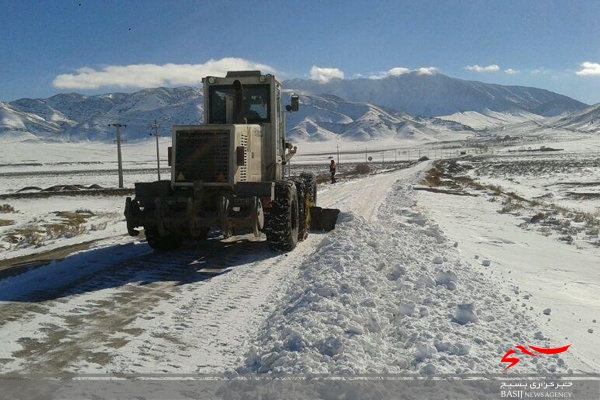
[3,0,600,104]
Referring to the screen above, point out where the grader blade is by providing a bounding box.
[309,207,340,232]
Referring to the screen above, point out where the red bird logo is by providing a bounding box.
[501,345,570,370]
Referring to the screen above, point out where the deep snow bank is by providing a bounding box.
[242,182,571,375]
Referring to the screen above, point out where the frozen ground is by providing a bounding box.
[409,142,600,375]
[0,133,598,378]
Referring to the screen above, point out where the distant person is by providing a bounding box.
[329,160,337,184]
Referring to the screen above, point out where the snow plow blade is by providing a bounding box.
[309,207,340,232]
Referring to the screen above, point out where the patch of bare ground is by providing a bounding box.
[0,204,17,213]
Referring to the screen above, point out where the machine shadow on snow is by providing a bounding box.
[0,234,282,303]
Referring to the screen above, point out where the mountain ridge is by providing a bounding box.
[284,72,588,117]
[0,73,591,142]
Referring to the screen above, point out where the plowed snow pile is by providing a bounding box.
[241,182,571,374]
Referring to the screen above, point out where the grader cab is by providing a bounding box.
[124,71,339,251]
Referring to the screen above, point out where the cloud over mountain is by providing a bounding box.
[53,58,277,90]
[309,66,345,83]
[369,67,437,79]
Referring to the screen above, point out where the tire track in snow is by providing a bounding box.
[317,161,432,222]
[103,166,429,373]
[0,163,429,374]
[0,237,300,373]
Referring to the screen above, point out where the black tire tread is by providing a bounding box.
[300,172,317,207]
[265,180,299,251]
[292,178,309,241]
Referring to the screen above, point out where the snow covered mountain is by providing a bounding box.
[437,110,546,130]
[6,87,203,141]
[0,72,591,141]
[0,102,63,139]
[549,103,600,132]
[3,87,471,142]
[285,93,470,142]
[285,72,588,117]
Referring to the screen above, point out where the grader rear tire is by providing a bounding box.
[265,180,299,251]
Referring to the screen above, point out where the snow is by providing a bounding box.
[0,196,126,259]
[0,105,26,130]
[241,170,589,375]
[439,110,545,130]
[0,132,598,379]
[0,136,170,193]
[284,92,472,142]
[418,185,600,371]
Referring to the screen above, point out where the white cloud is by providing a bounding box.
[53,58,277,90]
[309,66,344,83]
[369,67,409,79]
[464,64,500,73]
[369,66,436,79]
[576,62,600,76]
[386,67,411,77]
[531,68,548,75]
[504,68,520,75]
[415,67,438,75]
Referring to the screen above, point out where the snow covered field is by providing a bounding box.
[0,133,598,381]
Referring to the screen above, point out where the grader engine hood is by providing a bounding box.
[171,124,262,186]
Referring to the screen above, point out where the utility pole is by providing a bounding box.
[336,143,340,165]
[149,119,161,180]
[109,123,126,188]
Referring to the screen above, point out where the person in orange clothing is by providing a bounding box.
[329,159,337,184]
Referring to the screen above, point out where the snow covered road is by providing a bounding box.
[317,161,432,222]
[0,163,428,374]
[0,161,592,376]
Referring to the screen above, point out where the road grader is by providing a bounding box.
[124,71,338,251]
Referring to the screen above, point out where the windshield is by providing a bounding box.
[208,84,270,124]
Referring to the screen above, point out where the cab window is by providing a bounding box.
[208,84,270,123]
